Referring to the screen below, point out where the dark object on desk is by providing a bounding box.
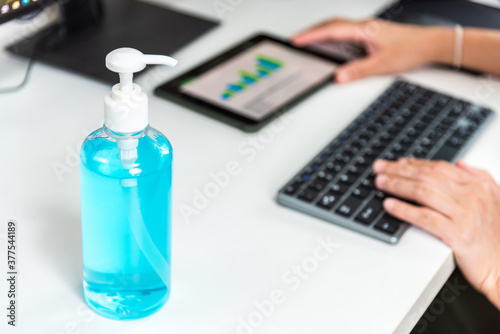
[7,0,219,84]
[378,0,500,29]
[277,80,495,244]
[388,12,458,27]
[411,267,500,334]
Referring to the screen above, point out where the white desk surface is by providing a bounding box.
[1,1,500,333]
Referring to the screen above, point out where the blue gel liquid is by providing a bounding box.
[80,126,172,320]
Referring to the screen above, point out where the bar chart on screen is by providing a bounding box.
[180,40,336,120]
[221,54,285,100]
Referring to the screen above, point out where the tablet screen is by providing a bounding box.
[179,40,337,121]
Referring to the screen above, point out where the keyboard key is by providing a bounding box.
[326,161,343,174]
[285,181,303,195]
[354,156,369,169]
[420,137,433,148]
[431,144,458,161]
[339,173,356,184]
[414,121,426,131]
[331,183,349,194]
[379,132,393,143]
[348,165,362,175]
[394,116,407,126]
[453,102,465,113]
[374,215,403,235]
[298,188,319,202]
[360,177,374,188]
[446,136,465,148]
[363,128,376,137]
[317,191,338,210]
[383,151,397,160]
[332,158,346,169]
[353,137,369,146]
[371,139,384,150]
[400,135,412,146]
[442,116,455,126]
[300,172,312,182]
[336,196,362,217]
[422,91,433,99]
[359,134,371,143]
[350,141,362,151]
[407,127,418,138]
[373,121,385,131]
[392,143,405,153]
[401,108,411,117]
[352,186,371,198]
[437,95,450,106]
[355,198,384,224]
[339,152,353,163]
[310,160,323,171]
[421,115,434,124]
[365,147,381,160]
[309,179,327,192]
[428,129,445,141]
[317,170,333,182]
[327,144,339,154]
[346,146,360,155]
[387,124,400,134]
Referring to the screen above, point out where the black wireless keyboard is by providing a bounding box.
[277,80,494,243]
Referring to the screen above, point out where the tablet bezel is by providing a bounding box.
[154,33,343,132]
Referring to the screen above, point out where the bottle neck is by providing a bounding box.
[103,126,149,171]
[104,125,149,140]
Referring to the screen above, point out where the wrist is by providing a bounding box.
[422,27,454,65]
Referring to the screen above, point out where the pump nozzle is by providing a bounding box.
[106,48,178,92]
[104,48,177,134]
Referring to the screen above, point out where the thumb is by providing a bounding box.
[336,55,384,83]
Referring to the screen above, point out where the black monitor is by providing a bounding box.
[2,0,218,83]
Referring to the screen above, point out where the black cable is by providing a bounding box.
[0,56,36,94]
[0,5,48,94]
[0,4,58,94]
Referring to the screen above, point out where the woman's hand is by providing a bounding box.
[292,18,453,83]
[373,158,500,309]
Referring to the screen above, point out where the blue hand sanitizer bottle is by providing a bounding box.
[80,48,177,320]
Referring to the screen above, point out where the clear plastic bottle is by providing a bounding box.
[79,48,177,320]
[80,126,172,319]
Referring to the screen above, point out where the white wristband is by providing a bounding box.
[453,24,464,68]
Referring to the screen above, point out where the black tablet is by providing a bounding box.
[155,34,339,132]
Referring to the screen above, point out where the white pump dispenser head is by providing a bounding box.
[104,48,178,133]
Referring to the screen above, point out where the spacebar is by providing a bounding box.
[430,144,459,162]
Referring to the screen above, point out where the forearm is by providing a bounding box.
[428,26,500,75]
